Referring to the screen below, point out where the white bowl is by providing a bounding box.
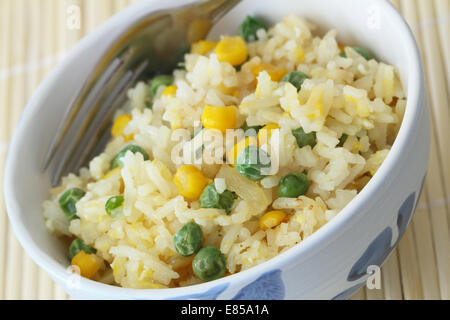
[4,0,428,299]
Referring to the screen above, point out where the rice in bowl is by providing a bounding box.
[43,15,406,289]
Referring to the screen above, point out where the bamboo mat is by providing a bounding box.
[0,0,449,300]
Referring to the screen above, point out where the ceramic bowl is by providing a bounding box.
[4,0,428,299]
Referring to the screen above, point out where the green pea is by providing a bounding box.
[68,238,96,260]
[337,133,348,147]
[238,16,268,42]
[192,246,226,282]
[110,145,149,169]
[282,71,309,91]
[278,172,309,198]
[200,184,235,214]
[235,145,271,181]
[149,75,174,97]
[174,222,203,257]
[340,47,372,61]
[292,127,317,148]
[105,195,124,218]
[59,188,85,221]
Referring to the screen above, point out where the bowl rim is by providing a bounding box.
[4,0,424,298]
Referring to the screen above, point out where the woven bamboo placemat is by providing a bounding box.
[0,0,449,300]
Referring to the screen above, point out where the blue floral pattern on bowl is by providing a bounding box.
[347,227,393,281]
[167,270,285,300]
[346,187,421,284]
[396,192,416,242]
[232,270,285,300]
[332,282,365,300]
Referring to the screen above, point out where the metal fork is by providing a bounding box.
[41,0,241,186]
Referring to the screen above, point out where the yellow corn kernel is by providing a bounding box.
[251,63,287,82]
[162,85,177,97]
[191,40,217,55]
[215,36,248,67]
[71,251,100,279]
[201,105,237,133]
[173,165,208,200]
[111,114,133,141]
[257,123,280,146]
[259,210,287,230]
[103,168,124,193]
[227,136,257,165]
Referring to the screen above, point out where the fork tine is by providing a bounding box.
[64,63,146,177]
[51,60,149,186]
[44,0,244,185]
[83,122,114,169]
[40,54,129,172]
[69,72,135,172]
[53,71,133,184]
[47,49,133,185]
[76,61,150,170]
